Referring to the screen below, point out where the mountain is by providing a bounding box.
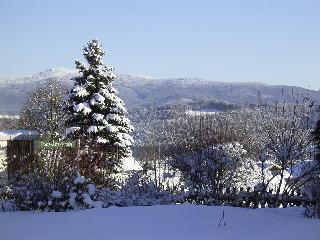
[0,67,319,114]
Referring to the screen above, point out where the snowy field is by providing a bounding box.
[0,205,319,240]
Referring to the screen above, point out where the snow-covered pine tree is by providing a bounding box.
[314,117,320,160]
[65,39,134,185]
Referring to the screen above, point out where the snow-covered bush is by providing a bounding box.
[96,172,178,207]
[11,171,102,211]
[171,142,260,203]
[305,204,320,219]
[118,172,175,206]
[0,185,16,212]
[11,173,53,211]
[44,173,103,211]
[67,174,103,210]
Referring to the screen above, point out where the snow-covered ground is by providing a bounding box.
[0,114,19,119]
[0,205,318,240]
[186,108,222,116]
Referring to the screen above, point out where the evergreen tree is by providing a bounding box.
[314,117,320,160]
[65,39,134,185]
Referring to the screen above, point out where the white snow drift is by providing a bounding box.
[0,205,318,240]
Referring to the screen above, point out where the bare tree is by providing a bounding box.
[19,79,67,139]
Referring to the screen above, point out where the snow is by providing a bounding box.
[123,156,142,171]
[87,184,96,195]
[0,130,40,141]
[87,126,98,133]
[65,126,80,135]
[101,71,117,80]
[73,175,85,185]
[106,124,118,133]
[96,136,108,143]
[256,160,274,170]
[87,75,94,80]
[106,113,121,121]
[73,102,92,115]
[0,205,318,240]
[290,160,319,179]
[51,191,62,199]
[117,133,134,147]
[186,108,222,116]
[90,93,105,106]
[81,193,103,209]
[68,192,77,209]
[93,113,104,121]
[72,86,89,97]
[0,114,19,119]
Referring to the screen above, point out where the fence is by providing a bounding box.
[1,184,319,212]
[186,187,319,208]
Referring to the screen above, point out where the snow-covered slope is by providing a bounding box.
[0,205,318,240]
[0,67,319,114]
[0,67,77,85]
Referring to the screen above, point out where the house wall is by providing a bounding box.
[6,140,35,178]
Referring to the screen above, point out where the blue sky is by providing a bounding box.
[1,0,320,89]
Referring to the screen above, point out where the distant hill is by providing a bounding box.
[0,67,319,114]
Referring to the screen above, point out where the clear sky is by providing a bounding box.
[1,0,319,90]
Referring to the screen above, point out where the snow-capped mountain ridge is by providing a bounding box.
[0,67,157,85]
[0,67,319,115]
[32,67,78,79]
[0,67,260,86]
[0,67,75,86]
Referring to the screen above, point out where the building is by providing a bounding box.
[0,130,40,184]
